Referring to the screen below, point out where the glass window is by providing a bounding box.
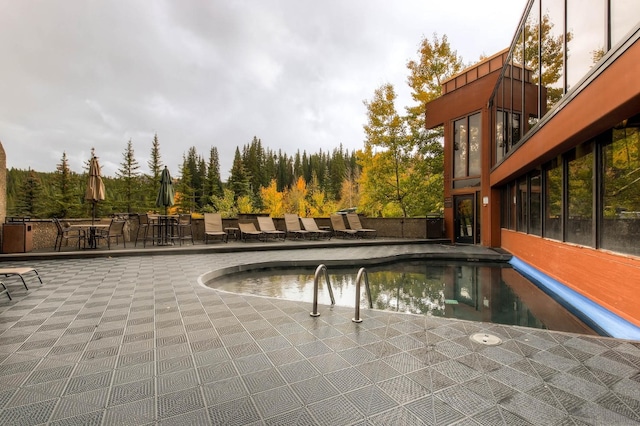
[544,157,563,240]
[530,170,542,236]
[566,0,605,90]
[454,113,482,181]
[517,177,528,232]
[611,0,640,48]
[602,115,640,256]
[496,111,505,163]
[509,183,517,231]
[523,0,541,123]
[566,142,594,246]
[469,113,482,176]
[454,118,467,179]
[501,185,509,229]
[540,0,566,113]
[495,110,521,165]
[510,113,521,148]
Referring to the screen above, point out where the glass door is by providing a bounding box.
[455,195,475,244]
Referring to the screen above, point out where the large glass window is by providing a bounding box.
[469,114,482,176]
[517,177,528,232]
[611,0,640,49]
[566,143,594,246]
[540,0,565,111]
[602,115,640,256]
[454,118,467,179]
[530,170,542,235]
[509,183,517,231]
[566,0,605,90]
[544,157,563,240]
[495,111,521,163]
[500,115,640,257]
[454,112,482,182]
[490,0,636,159]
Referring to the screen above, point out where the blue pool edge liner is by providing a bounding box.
[509,256,640,341]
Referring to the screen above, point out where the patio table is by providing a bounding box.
[152,215,179,246]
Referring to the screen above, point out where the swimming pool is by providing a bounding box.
[205,259,598,335]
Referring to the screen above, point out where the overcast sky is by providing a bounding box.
[1,0,526,179]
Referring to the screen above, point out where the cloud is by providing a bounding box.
[0,0,526,179]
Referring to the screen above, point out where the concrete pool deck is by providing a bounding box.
[0,240,639,424]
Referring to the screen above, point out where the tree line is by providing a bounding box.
[8,33,466,219]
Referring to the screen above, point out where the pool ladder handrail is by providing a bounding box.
[352,267,373,323]
[310,264,335,317]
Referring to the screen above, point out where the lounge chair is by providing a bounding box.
[257,216,286,241]
[284,214,311,240]
[0,267,43,290]
[238,222,265,242]
[0,282,11,300]
[330,214,358,238]
[300,217,332,240]
[204,213,228,243]
[346,213,377,238]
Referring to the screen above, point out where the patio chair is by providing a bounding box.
[238,222,265,242]
[94,219,126,249]
[284,214,311,240]
[204,213,228,243]
[53,218,85,251]
[135,213,152,247]
[177,214,194,245]
[300,217,332,240]
[257,216,286,241]
[346,213,377,238]
[330,214,358,238]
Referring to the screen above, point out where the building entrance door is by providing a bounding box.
[454,195,475,244]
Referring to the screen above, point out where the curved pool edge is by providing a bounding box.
[509,256,640,341]
[197,250,512,290]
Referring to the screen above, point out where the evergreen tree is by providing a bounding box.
[147,133,163,210]
[177,155,196,213]
[227,147,250,200]
[50,152,80,218]
[14,169,43,218]
[148,133,163,182]
[206,146,223,199]
[116,139,141,212]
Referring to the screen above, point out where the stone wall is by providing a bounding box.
[0,141,6,251]
[13,215,445,252]
[0,141,6,229]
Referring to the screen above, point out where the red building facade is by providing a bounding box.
[426,0,640,327]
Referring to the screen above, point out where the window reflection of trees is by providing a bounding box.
[544,157,563,240]
[567,143,594,246]
[602,116,640,255]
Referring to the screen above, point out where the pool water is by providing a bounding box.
[207,260,598,335]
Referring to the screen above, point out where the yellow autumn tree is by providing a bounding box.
[236,195,254,214]
[260,179,285,217]
[286,176,308,217]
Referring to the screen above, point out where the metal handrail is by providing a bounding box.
[310,264,335,317]
[352,267,373,323]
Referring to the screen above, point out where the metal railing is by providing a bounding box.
[310,264,335,317]
[352,267,373,323]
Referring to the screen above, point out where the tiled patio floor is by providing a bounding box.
[0,242,639,425]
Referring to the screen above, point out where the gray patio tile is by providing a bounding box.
[1,244,639,424]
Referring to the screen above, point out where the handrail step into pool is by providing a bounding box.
[310,264,335,317]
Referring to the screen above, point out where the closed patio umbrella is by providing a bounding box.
[84,153,105,225]
[155,166,175,215]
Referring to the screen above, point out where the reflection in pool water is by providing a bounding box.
[207,260,597,335]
